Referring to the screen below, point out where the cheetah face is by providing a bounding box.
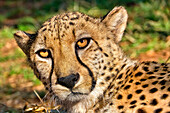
[14,7,127,105]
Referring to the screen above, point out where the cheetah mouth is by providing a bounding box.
[64,91,88,102]
[67,90,89,99]
[56,90,88,103]
[71,91,88,95]
[52,86,89,103]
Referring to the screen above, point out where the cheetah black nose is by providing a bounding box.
[57,73,80,89]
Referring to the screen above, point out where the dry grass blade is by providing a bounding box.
[23,90,61,113]
[33,90,44,105]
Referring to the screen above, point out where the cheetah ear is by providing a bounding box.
[14,31,36,56]
[101,6,128,43]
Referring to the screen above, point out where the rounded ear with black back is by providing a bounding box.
[14,31,37,56]
[101,6,128,43]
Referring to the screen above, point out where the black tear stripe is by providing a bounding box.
[75,48,96,91]
[49,57,54,91]
[74,39,103,91]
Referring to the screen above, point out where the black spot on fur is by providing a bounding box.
[140,79,147,81]
[117,73,123,79]
[108,92,113,96]
[133,65,139,71]
[125,75,129,79]
[154,66,159,69]
[115,68,119,74]
[136,89,143,94]
[159,80,166,85]
[70,16,79,20]
[158,77,164,79]
[129,105,136,108]
[69,22,75,25]
[168,87,170,92]
[85,17,89,21]
[152,61,157,64]
[144,62,150,65]
[154,108,162,113]
[152,81,158,85]
[142,84,149,88]
[43,82,47,85]
[120,84,124,88]
[154,70,159,72]
[118,105,124,109]
[110,102,113,105]
[140,95,145,100]
[129,79,134,83]
[149,88,158,93]
[42,28,47,32]
[148,76,156,79]
[103,66,107,70]
[135,72,143,77]
[100,82,104,85]
[94,108,100,112]
[141,103,147,105]
[147,72,154,74]
[126,69,130,75]
[137,108,146,113]
[130,100,137,104]
[160,73,166,75]
[135,82,141,85]
[104,53,109,57]
[127,94,132,99]
[121,64,126,69]
[105,76,111,81]
[118,81,123,84]
[160,86,165,90]
[109,67,113,72]
[117,94,123,99]
[150,99,158,106]
[106,37,110,40]
[143,66,149,72]
[124,85,131,90]
[161,94,168,99]
[101,73,105,76]
[103,109,108,112]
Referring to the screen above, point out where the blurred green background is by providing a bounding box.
[0,0,169,112]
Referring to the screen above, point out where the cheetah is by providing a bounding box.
[14,6,170,113]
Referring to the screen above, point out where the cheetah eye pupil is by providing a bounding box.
[36,49,51,58]
[76,38,91,49]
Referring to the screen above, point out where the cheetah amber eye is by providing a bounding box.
[36,49,51,58]
[76,38,91,49]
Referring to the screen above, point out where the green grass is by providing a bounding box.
[23,68,41,85]
[0,27,16,39]
[17,16,39,31]
[120,0,169,57]
[0,62,40,86]
[0,48,25,62]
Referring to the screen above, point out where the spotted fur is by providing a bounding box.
[14,6,170,113]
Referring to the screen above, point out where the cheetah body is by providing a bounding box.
[14,7,170,113]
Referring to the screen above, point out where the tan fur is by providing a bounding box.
[14,6,170,113]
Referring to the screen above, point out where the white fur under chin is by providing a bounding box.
[68,79,108,113]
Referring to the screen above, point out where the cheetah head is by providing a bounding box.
[14,6,128,108]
